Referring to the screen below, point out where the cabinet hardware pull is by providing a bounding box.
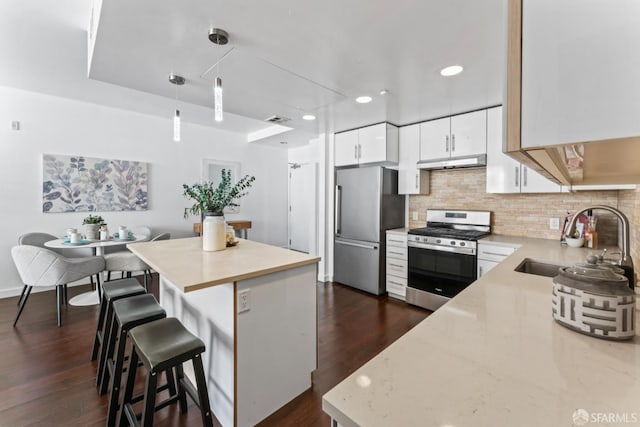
[415,173,419,189]
[479,266,484,276]
[358,144,362,159]
[389,263,403,268]
[523,166,528,186]
[451,134,455,151]
[515,166,519,187]
[354,145,358,159]
[445,135,449,152]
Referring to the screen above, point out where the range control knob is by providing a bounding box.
[436,239,441,244]
[450,241,456,245]
[460,242,466,247]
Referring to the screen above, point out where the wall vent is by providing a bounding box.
[264,115,291,124]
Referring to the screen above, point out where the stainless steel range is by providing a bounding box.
[407,209,491,311]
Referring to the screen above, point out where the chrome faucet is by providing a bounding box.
[565,205,634,287]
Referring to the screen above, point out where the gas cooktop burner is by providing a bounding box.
[408,227,489,241]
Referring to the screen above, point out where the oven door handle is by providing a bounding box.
[408,241,475,255]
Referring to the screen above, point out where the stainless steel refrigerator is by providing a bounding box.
[334,166,405,295]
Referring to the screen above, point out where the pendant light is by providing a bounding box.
[208,28,229,122]
[214,76,223,122]
[169,73,185,141]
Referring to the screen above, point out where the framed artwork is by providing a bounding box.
[42,154,148,213]
[202,159,241,214]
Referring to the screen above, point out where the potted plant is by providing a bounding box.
[182,169,255,221]
[82,214,104,240]
[183,169,255,251]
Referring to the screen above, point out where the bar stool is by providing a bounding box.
[91,278,146,387]
[103,294,167,426]
[117,317,214,427]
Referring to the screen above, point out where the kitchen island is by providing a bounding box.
[128,237,320,427]
[323,237,640,426]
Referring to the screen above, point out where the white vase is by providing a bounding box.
[202,212,226,251]
[84,224,99,240]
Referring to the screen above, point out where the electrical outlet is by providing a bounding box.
[549,218,560,230]
[412,211,419,221]
[10,121,20,131]
[238,289,250,313]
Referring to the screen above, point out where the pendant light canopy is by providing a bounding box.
[169,73,185,142]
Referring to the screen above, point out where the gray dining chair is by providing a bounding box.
[104,232,170,290]
[17,232,95,306]
[11,245,105,327]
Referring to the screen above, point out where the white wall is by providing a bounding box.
[0,86,288,296]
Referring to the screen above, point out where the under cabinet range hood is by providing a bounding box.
[417,154,487,170]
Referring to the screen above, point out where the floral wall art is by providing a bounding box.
[42,154,148,213]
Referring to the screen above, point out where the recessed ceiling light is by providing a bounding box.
[302,114,316,121]
[356,96,373,104]
[440,65,464,76]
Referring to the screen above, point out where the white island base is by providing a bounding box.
[159,264,317,427]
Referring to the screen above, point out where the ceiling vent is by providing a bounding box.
[264,115,291,124]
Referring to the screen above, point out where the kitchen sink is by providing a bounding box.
[514,258,565,277]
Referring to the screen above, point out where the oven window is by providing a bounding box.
[408,247,476,281]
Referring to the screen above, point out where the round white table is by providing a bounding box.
[44,234,148,306]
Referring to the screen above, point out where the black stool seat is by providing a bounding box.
[103,294,168,426]
[114,294,166,329]
[103,279,146,301]
[118,317,213,427]
[129,317,205,373]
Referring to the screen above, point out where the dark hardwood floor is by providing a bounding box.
[0,276,429,426]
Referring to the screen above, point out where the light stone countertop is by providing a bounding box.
[323,237,640,427]
[127,237,320,293]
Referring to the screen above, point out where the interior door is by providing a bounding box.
[288,163,316,253]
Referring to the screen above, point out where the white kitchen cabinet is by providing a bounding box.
[419,110,486,162]
[386,230,408,300]
[398,124,429,195]
[334,123,398,167]
[334,131,359,167]
[486,106,560,194]
[477,241,516,278]
[521,0,640,149]
[477,259,498,278]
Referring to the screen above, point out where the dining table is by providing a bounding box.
[44,233,148,306]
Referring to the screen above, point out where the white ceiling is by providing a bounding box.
[1,0,506,147]
[89,0,506,138]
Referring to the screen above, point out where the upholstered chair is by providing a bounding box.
[11,245,105,327]
[104,232,170,290]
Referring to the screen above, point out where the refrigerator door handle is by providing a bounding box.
[335,185,342,235]
[336,240,379,250]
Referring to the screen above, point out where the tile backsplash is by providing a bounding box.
[409,169,640,262]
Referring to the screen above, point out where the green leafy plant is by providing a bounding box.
[82,214,104,225]
[183,169,256,219]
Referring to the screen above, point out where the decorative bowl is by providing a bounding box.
[565,237,584,248]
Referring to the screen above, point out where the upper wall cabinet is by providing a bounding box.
[334,123,399,167]
[398,124,429,195]
[506,0,640,186]
[419,110,487,162]
[486,106,560,194]
[521,0,640,149]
